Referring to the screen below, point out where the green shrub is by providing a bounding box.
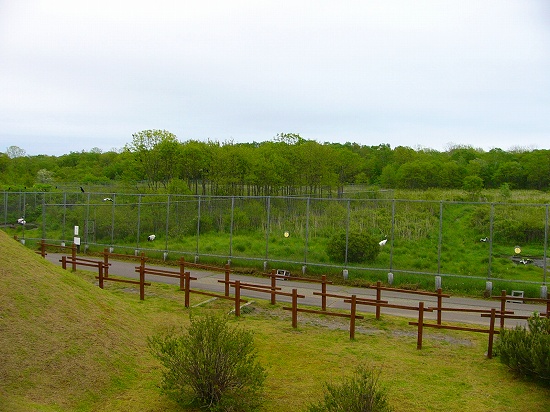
[327,232,380,263]
[494,313,550,384]
[148,314,267,411]
[306,364,393,412]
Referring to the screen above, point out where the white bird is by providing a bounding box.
[103,197,113,202]
[379,238,388,246]
[480,237,488,242]
[17,218,26,225]
[519,258,531,265]
[147,234,156,241]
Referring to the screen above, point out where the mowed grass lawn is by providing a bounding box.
[1,230,549,412]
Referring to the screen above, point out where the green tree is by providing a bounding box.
[463,175,484,200]
[523,150,550,190]
[180,140,215,195]
[493,161,525,189]
[247,141,286,196]
[297,141,338,195]
[126,129,179,190]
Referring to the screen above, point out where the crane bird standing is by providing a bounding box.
[379,238,388,246]
[147,234,156,242]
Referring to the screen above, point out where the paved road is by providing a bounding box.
[44,253,545,328]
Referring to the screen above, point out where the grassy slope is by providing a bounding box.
[0,230,149,411]
[1,230,550,412]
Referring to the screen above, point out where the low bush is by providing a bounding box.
[306,364,393,412]
[148,314,267,411]
[494,313,550,384]
[327,232,380,264]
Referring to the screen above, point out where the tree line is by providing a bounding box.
[2,130,550,196]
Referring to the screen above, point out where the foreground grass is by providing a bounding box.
[81,290,550,412]
[1,231,549,412]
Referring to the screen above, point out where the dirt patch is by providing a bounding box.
[246,303,475,347]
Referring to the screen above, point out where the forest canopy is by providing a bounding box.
[2,131,550,196]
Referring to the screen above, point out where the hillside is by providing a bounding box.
[0,231,143,411]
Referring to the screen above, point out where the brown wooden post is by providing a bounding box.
[545,293,550,317]
[487,308,496,359]
[71,244,77,271]
[350,294,357,340]
[61,255,67,270]
[417,302,425,350]
[184,271,190,308]
[235,280,241,317]
[224,264,231,297]
[375,281,382,320]
[270,270,277,305]
[321,275,327,311]
[40,239,46,258]
[436,288,443,325]
[500,290,507,329]
[98,262,104,289]
[103,248,109,278]
[178,257,185,291]
[292,288,298,328]
[139,255,145,301]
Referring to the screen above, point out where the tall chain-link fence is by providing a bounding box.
[2,191,548,294]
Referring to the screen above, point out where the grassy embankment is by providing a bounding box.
[1,229,549,411]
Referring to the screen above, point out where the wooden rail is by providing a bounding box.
[233,280,304,319]
[410,307,501,358]
[103,249,148,277]
[98,254,150,300]
[368,281,450,322]
[283,294,365,339]
[491,290,550,328]
[39,240,77,269]
[134,256,187,291]
[263,270,333,308]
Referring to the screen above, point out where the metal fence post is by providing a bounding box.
[344,199,350,267]
[165,194,170,253]
[389,200,395,273]
[488,203,494,279]
[62,192,67,244]
[110,194,115,247]
[229,196,234,261]
[304,197,310,266]
[544,205,548,285]
[196,195,201,259]
[265,196,271,264]
[136,194,142,252]
[437,201,443,275]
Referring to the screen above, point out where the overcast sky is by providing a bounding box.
[1,1,549,156]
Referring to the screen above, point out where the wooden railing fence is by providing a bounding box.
[38,243,550,357]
